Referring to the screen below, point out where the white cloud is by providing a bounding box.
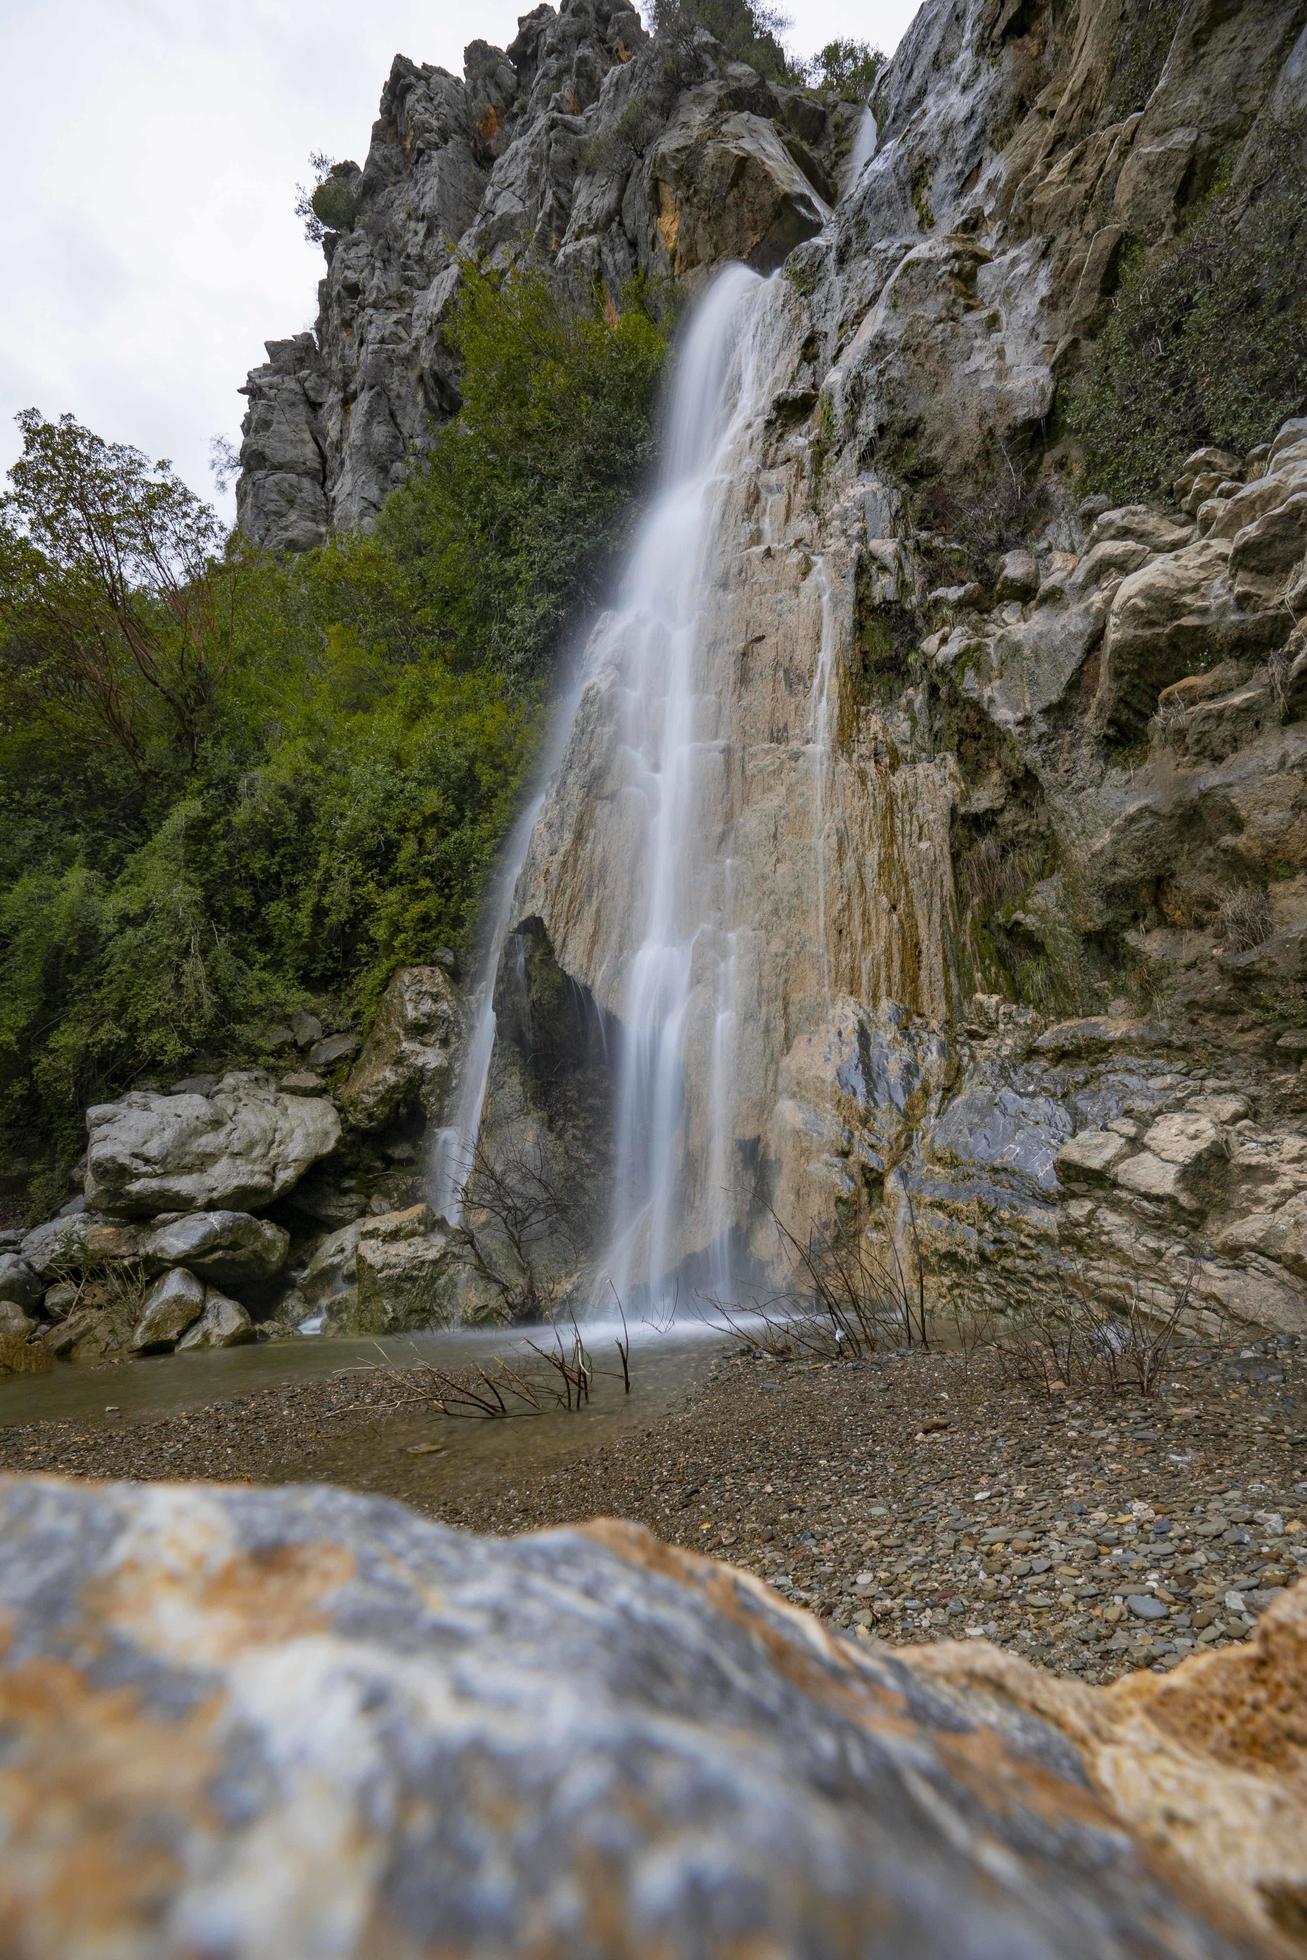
[2,0,920,524]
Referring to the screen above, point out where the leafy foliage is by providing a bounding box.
[1066,116,1307,503]
[648,0,795,83]
[0,269,669,1207]
[295,153,360,247]
[802,37,884,102]
[373,262,668,681]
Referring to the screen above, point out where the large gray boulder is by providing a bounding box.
[175,1287,255,1351]
[130,1268,205,1353]
[141,1210,289,1288]
[0,1252,42,1313]
[84,1072,340,1218]
[0,1477,1300,1956]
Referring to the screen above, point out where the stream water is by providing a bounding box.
[0,1319,728,1511]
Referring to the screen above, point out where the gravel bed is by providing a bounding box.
[431,1334,1307,1680]
[2,1332,1303,1682]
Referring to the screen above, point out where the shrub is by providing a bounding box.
[295,154,360,246]
[1215,886,1273,955]
[376,262,669,680]
[1066,115,1307,503]
[648,0,796,83]
[802,38,884,102]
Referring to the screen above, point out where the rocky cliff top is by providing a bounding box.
[236,0,851,550]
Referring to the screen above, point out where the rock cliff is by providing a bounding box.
[1,1475,1303,1955]
[461,0,1307,1329]
[233,0,1307,1336]
[237,0,850,550]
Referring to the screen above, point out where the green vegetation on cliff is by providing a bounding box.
[0,269,668,1208]
[1068,118,1307,503]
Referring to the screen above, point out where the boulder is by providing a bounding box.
[42,1297,137,1362]
[130,1268,206,1354]
[0,1333,51,1376]
[141,1210,289,1289]
[0,1300,37,1338]
[84,1072,341,1218]
[0,1478,1300,1955]
[0,1253,42,1313]
[176,1288,256,1351]
[306,1033,360,1072]
[338,963,460,1133]
[310,1203,457,1334]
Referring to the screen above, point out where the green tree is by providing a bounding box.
[0,410,232,776]
[649,0,795,83]
[803,38,884,102]
[374,263,669,679]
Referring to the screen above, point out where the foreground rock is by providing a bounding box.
[0,1477,1300,1957]
[85,1071,341,1217]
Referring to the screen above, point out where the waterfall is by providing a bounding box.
[845,107,879,191]
[430,265,781,1311]
[428,791,545,1224]
[599,264,776,1313]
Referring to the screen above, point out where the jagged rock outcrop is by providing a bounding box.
[338,961,460,1133]
[0,1475,1302,1956]
[237,0,849,549]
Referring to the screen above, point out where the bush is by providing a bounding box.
[648,0,795,83]
[375,262,669,680]
[1066,116,1307,503]
[802,38,884,102]
[295,153,360,247]
[0,270,670,1206]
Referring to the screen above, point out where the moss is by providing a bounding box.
[1104,0,1186,120]
[911,161,934,233]
[783,253,822,299]
[1065,114,1307,503]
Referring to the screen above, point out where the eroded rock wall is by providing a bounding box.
[493,0,1307,1325]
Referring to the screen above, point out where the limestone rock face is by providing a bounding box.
[337,963,460,1133]
[0,1476,1301,1957]
[84,1072,341,1218]
[236,3,845,549]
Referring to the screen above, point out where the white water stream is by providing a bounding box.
[430,161,865,1311]
[600,265,775,1310]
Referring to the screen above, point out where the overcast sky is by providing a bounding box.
[2,0,920,523]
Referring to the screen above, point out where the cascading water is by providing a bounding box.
[428,265,781,1309]
[428,791,545,1224]
[846,107,879,189]
[597,265,776,1312]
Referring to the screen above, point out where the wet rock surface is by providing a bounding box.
[0,1471,1303,1956]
